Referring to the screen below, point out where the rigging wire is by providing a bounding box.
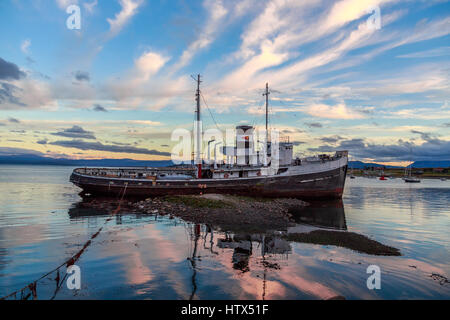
[269,89,295,143]
[250,96,265,129]
[200,91,222,132]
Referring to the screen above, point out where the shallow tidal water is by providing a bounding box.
[0,165,449,300]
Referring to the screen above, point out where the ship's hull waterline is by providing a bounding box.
[70,164,348,200]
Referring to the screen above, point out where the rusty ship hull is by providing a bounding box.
[70,163,348,200]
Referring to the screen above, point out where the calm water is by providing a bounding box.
[0,165,449,300]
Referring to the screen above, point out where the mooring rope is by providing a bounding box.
[0,183,128,300]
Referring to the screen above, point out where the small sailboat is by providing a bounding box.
[404,177,421,183]
[403,149,421,183]
[404,163,420,183]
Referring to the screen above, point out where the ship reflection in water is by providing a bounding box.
[0,166,449,300]
[64,197,443,300]
[64,199,349,300]
[215,200,347,275]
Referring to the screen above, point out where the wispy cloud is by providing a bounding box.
[50,139,170,156]
[3,0,450,162]
[397,47,450,59]
[106,50,178,110]
[133,51,170,84]
[83,0,98,13]
[92,104,107,112]
[0,57,26,80]
[212,0,406,96]
[307,103,367,120]
[107,0,144,37]
[52,125,96,139]
[20,39,31,54]
[170,0,228,73]
[8,117,20,123]
[0,82,26,107]
[305,122,323,128]
[309,136,450,162]
[0,147,44,156]
[73,71,90,82]
[55,0,78,10]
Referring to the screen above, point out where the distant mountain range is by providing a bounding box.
[348,161,400,169]
[408,160,450,168]
[0,154,449,168]
[348,160,450,169]
[0,154,173,167]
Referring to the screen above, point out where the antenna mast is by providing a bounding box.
[196,74,201,123]
[263,83,270,144]
[195,74,202,178]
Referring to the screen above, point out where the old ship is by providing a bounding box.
[70,75,348,199]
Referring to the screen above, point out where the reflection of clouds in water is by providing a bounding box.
[125,251,153,286]
[234,272,287,300]
[277,272,340,300]
[345,180,450,267]
[198,240,289,300]
[289,244,450,299]
[346,179,450,219]
[61,197,450,299]
[89,223,191,298]
[1,166,449,299]
[210,233,343,300]
[0,224,46,247]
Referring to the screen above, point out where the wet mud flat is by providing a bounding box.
[78,194,307,233]
[77,194,401,256]
[284,231,400,256]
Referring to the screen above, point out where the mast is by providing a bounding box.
[195,74,202,178]
[263,83,270,144]
[196,74,201,123]
[262,83,270,166]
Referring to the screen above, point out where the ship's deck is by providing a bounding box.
[72,152,348,182]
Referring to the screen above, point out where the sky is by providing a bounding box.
[0,0,449,165]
